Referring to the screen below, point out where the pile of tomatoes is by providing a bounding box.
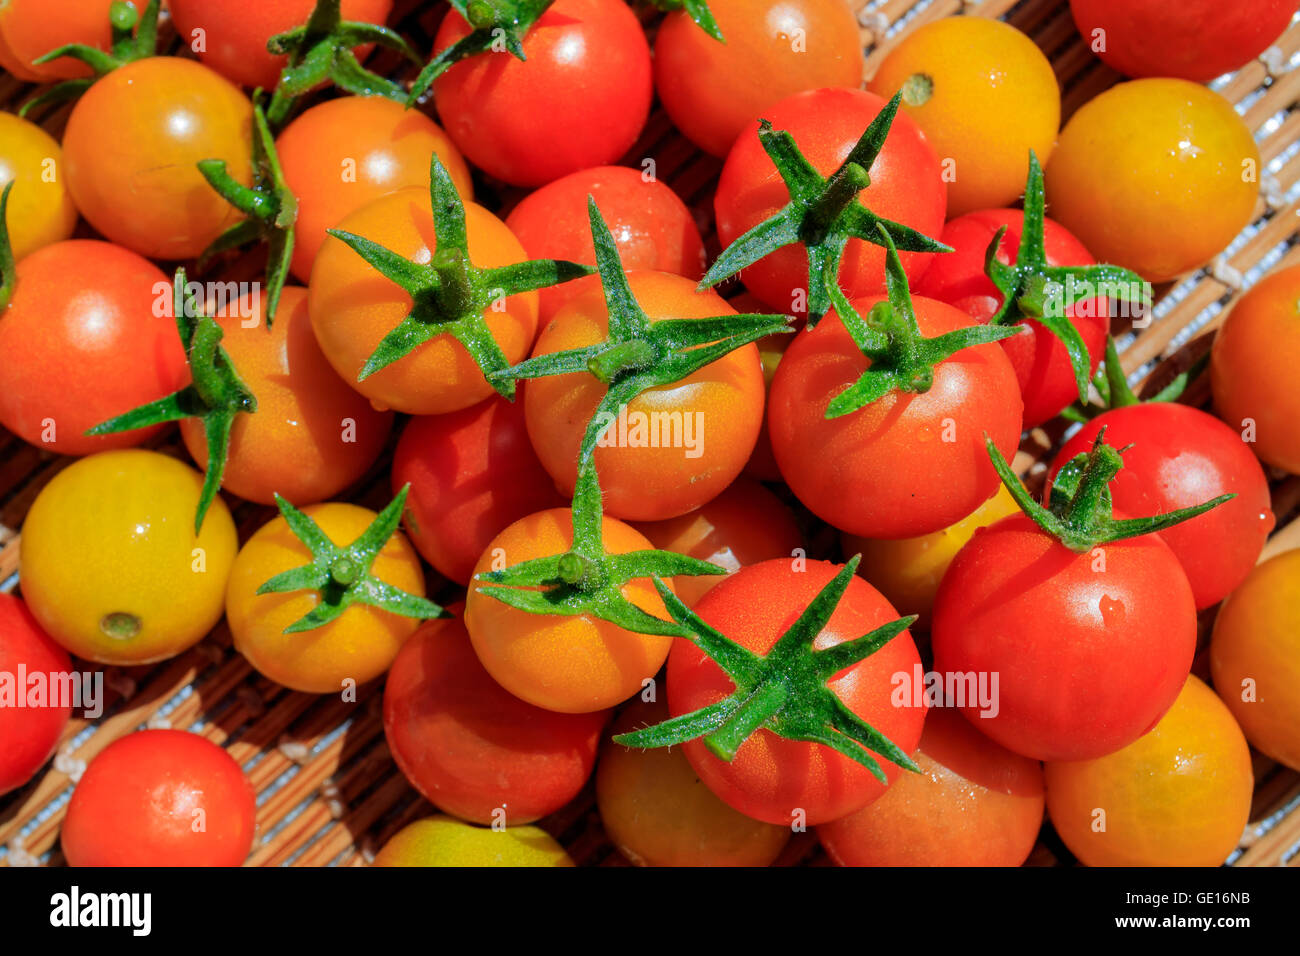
[1,0,1298,870]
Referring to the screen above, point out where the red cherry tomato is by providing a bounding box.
[0,0,113,82]
[0,594,73,796]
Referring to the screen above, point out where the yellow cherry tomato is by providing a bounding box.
[19,450,236,665]
[0,113,78,261]
[372,816,573,867]
[225,502,428,694]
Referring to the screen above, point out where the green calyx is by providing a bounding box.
[699,92,950,325]
[326,154,592,394]
[197,101,298,324]
[614,555,920,780]
[0,183,15,312]
[984,150,1151,404]
[825,225,1020,417]
[474,465,727,636]
[406,0,554,105]
[490,196,792,469]
[257,486,448,633]
[265,0,419,126]
[648,0,724,42]
[85,269,257,535]
[1061,336,1207,423]
[985,429,1234,554]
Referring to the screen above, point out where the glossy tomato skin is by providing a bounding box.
[167,0,393,90]
[932,514,1196,762]
[916,208,1110,427]
[61,57,253,260]
[0,240,188,456]
[383,613,607,825]
[432,0,652,187]
[373,816,573,866]
[0,0,113,82]
[391,392,566,586]
[504,166,707,323]
[1069,0,1296,82]
[523,272,766,522]
[0,113,78,261]
[1049,403,1274,609]
[669,559,926,826]
[654,0,864,158]
[179,287,393,506]
[817,708,1044,867]
[769,297,1023,539]
[715,88,947,312]
[309,186,539,415]
[0,594,73,797]
[276,95,472,282]
[61,730,256,867]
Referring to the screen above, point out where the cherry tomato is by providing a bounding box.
[0,594,72,797]
[632,475,803,607]
[1211,549,1300,771]
[383,612,607,826]
[275,95,472,283]
[715,87,947,312]
[1211,261,1300,474]
[818,709,1044,867]
[1069,0,1297,82]
[523,272,766,522]
[178,286,393,506]
[596,697,791,866]
[0,113,78,261]
[1044,78,1259,282]
[391,392,566,586]
[768,297,1022,539]
[654,0,864,158]
[1045,675,1253,867]
[0,0,113,82]
[19,450,237,665]
[0,240,188,455]
[464,508,673,714]
[669,558,925,826]
[61,729,256,867]
[308,186,539,415]
[372,816,573,867]
[1050,403,1274,609]
[431,0,652,187]
[61,56,253,260]
[504,165,707,324]
[743,328,795,482]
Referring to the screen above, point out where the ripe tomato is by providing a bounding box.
[631,475,803,607]
[768,297,1022,539]
[0,113,78,261]
[0,240,188,456]
[372,816,573,867]
[1211,262,1300,474]
[0,594,72,797]
[504,165,707,324]
[61,729,256,867]
[868,17,1059,217]
[668,558,925,826]
[596,697,791,866]
[1045,676,1253,867]
[1044,79,1259,282]
[276,95,472,283]
[383,612,607,826]
[932,513,1196,762]
[178,286,393,506]
[61,56,253,261]
[817,709,1044,867]
[523,272,766,522]
[391,392,565,586]
[915,208,1109,427]
[225,502,428,694]
[715,87,947,312]
[1069,0,1296,82]
[308,186,539,415]
[464,508,673,714]
[20,450,237,665]
[431,0,652,187]
[167,0,393,91]
[1211,549,1300,771]
[1049,403,1274,609]
[654,0,864,158]
[0,0,113,82]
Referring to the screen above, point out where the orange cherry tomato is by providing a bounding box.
[0,0,113,82]
[0,113,78,261]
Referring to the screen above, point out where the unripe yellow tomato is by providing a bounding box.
[0,113,78,261]
[372,816,573,867]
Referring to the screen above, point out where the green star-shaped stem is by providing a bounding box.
[1060,336,1208,424]
[406,0,554,105]
[646,0,724,41]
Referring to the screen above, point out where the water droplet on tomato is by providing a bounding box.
[1098,595,1126,627]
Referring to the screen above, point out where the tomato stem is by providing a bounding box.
[645,0,725,42]
[1060,336,1207,423]
[0,184,15,312]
